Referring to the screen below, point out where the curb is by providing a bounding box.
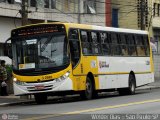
[136,86,160,91]
[0,100,35,107]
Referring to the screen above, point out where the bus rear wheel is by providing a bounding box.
[34,93,47,104]
[119,74,136,95]
[80,77,93,100]
[127,74,136,95]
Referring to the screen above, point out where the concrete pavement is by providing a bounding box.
[136,79,160,90]
[0,79,160,106]
[0,95,33,106]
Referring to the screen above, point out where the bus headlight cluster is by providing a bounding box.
[13,78,26,86]
[55,71,70,82]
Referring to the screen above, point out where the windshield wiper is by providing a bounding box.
[41,36,53,52]
[51,49,57,57]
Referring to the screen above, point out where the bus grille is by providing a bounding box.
[26,79,54,83]
[27,85,53,92]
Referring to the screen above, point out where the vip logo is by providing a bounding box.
[2,114,8,120]
[99,61,109,68]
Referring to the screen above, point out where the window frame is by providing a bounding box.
[126,34,137,56]
[110,32,122,56]
[80,30,92,55]
[135,34,148,56]
[100,32,111,56]
[79,29,150,57]
[68,28,81,68]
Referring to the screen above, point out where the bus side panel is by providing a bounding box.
[98,75,128,89]
[135,73,154,87]
[72,55,98,90]
[81,56,98,75]
[97,56,153,90]
[97,57,151,73]
[71,75,86,91]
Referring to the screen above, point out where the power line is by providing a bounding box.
[0,0,156,28]
[95,0,139,7]
[14,11,20,28]
[0,1,157,15]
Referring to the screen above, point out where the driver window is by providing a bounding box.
[69,29,80,68]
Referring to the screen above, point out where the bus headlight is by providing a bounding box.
[60,71,70,80]
[13,78,17,82]
[13,78,26,85]
[55,71,70,82]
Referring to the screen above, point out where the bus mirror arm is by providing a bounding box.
[5,37,11,43]
[4,37,13,59]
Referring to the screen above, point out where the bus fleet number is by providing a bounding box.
[42,76,52,80]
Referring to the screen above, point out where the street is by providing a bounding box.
[0,88,160,120]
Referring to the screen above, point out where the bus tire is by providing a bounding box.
[34,93,47,104]
[80,77,93,100]
[127,74,136,95]
[118,74,136,95]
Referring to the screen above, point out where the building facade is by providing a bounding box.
[152,0,160,78]
[152,0,160,54]
[111,0,138,29]
[110,0,151,30]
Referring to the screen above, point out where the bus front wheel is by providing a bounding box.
[34,93,47,104]
[80,77,93,100]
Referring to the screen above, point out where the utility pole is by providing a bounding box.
[20,0,29,99]
[140,0,145,30]
[78,0,81,23]
[21,0,28,25]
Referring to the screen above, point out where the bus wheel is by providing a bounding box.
[127,74,136,95]
[118,74,136,95]
[80,77,93,100]
[34,93,47,104]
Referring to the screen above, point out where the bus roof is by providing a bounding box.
[63,23,148,35]
[13,22,148,35]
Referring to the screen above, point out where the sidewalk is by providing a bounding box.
[136,79,160,90]
[0,95,34,106]
[0,79,160,106]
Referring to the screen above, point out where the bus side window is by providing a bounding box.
[81,30,92,55]
[119,33,128,56]
[69,29,80,68]
[127,34,137,56]
[110,32,121,56]
[135,35,146,56]
[91,31,101,55]
[143,35,150,56]
[100,32,111,55]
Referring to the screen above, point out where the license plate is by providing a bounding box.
[35,85,45,90]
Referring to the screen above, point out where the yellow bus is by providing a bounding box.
[7,23,154,104]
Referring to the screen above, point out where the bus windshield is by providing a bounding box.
[12,33,69,70]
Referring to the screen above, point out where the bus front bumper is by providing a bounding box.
[13,77,73,96]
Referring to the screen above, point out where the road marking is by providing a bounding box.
[22,99,160,120]
[65,99,160,114]
[0,103,9,106]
